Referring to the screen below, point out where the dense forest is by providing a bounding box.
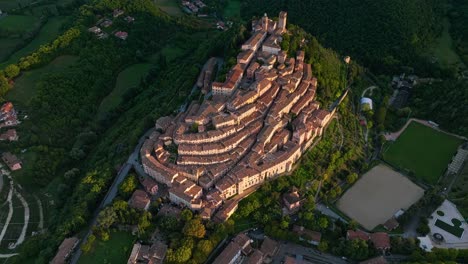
[240,0,445,74]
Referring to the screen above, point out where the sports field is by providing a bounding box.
[337,164,424,230]
[383,122,464,184]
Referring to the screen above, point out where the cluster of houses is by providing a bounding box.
[0,102,21,171]
[140,11,343,222]
[213,234,279,264]
[181,0,206,14]
[88,9,134,40]
[127,175,159,211]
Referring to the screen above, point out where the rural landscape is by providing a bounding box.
[0,0,467,264]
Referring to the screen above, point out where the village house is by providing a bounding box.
[0,129,18,141]
[2,152,21,171]
[51,237,79,264]
[139,176,158,195]
[213,233,252,264]
[282,188,303,214]
[293,225,321,245]
[113,9,124,18]
[115,31,128,40]
[128,190,151,211]
[127,241,167,264]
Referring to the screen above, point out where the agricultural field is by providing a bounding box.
[6,55,78,105]
[0,16,68,67]
[429,18,466,70]
[383,122,464,184]
[154,0,183,16]
[223,0,240,18]
[0,173,48,256]
[337,164,424,230]
[0,15,38,32]
[97,63,152,116]
[78,231,136,264]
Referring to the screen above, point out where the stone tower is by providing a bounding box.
[278,11,287,31]
[261,13,268,32]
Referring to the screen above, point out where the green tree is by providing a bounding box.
[4,64,20,79]
[346,173,358,184]
[181,209,193,222]
[183,218,206,238]
[318,241,328,252]
[81,234,96,254]
[119,174,138,198]
[97,206,117,229]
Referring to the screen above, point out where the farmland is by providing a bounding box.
[337,164,424,230]
[97,63,152,116]
[6,55,78,105]
[0,16,68,68]
[154,0,183,16]
[383,122,464,184]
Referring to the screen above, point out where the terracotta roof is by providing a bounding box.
[212,241,241,264]
[383,217,399,231]
[260,237,278,257]
[370,232,391,250]
[360,256,388,264]
[51,237,79,264]
[129,190,150,210]
[347,230,370,241]
[247,249,264,264]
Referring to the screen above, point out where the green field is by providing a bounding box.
[6,55,78,105]
[383,122,464,184]
[0,16,68,67]
[78,231,136,264]
[97,63,152,116]
[223,0,240,18]
[154,0,182,16]
[0,15,38,32]
[430,18,466,69]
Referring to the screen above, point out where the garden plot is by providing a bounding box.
[337,164,424,230]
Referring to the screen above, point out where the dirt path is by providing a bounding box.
[384,118,467,141]
[0,253,19,259]
[361,85,377,98]
[0,183,13,246]
[33,195,44,231]
[10,189,29,249]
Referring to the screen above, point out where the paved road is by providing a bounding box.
[70,128,155,264]
[316,203,348,223]
[0,174,3,194]
[273,241,349,264]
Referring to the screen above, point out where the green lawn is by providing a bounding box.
[78,231,136,264]
[154,0,183,16]
[430,18,466,69]
[6,55,78,105]
[0,38,22,62]
[97,63,152,116]
[435,219,464,238]
[383,122,464,184]
[0,16,68,67]
[0,15,38,32]
[223,0,240,18]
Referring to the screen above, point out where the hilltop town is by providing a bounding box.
[140,11,341,222]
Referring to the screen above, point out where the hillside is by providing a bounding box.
[240,0,445,73]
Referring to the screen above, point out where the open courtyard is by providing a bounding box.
[383,121,464,184]
[427,200,468,249]
[337,164,424,230]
